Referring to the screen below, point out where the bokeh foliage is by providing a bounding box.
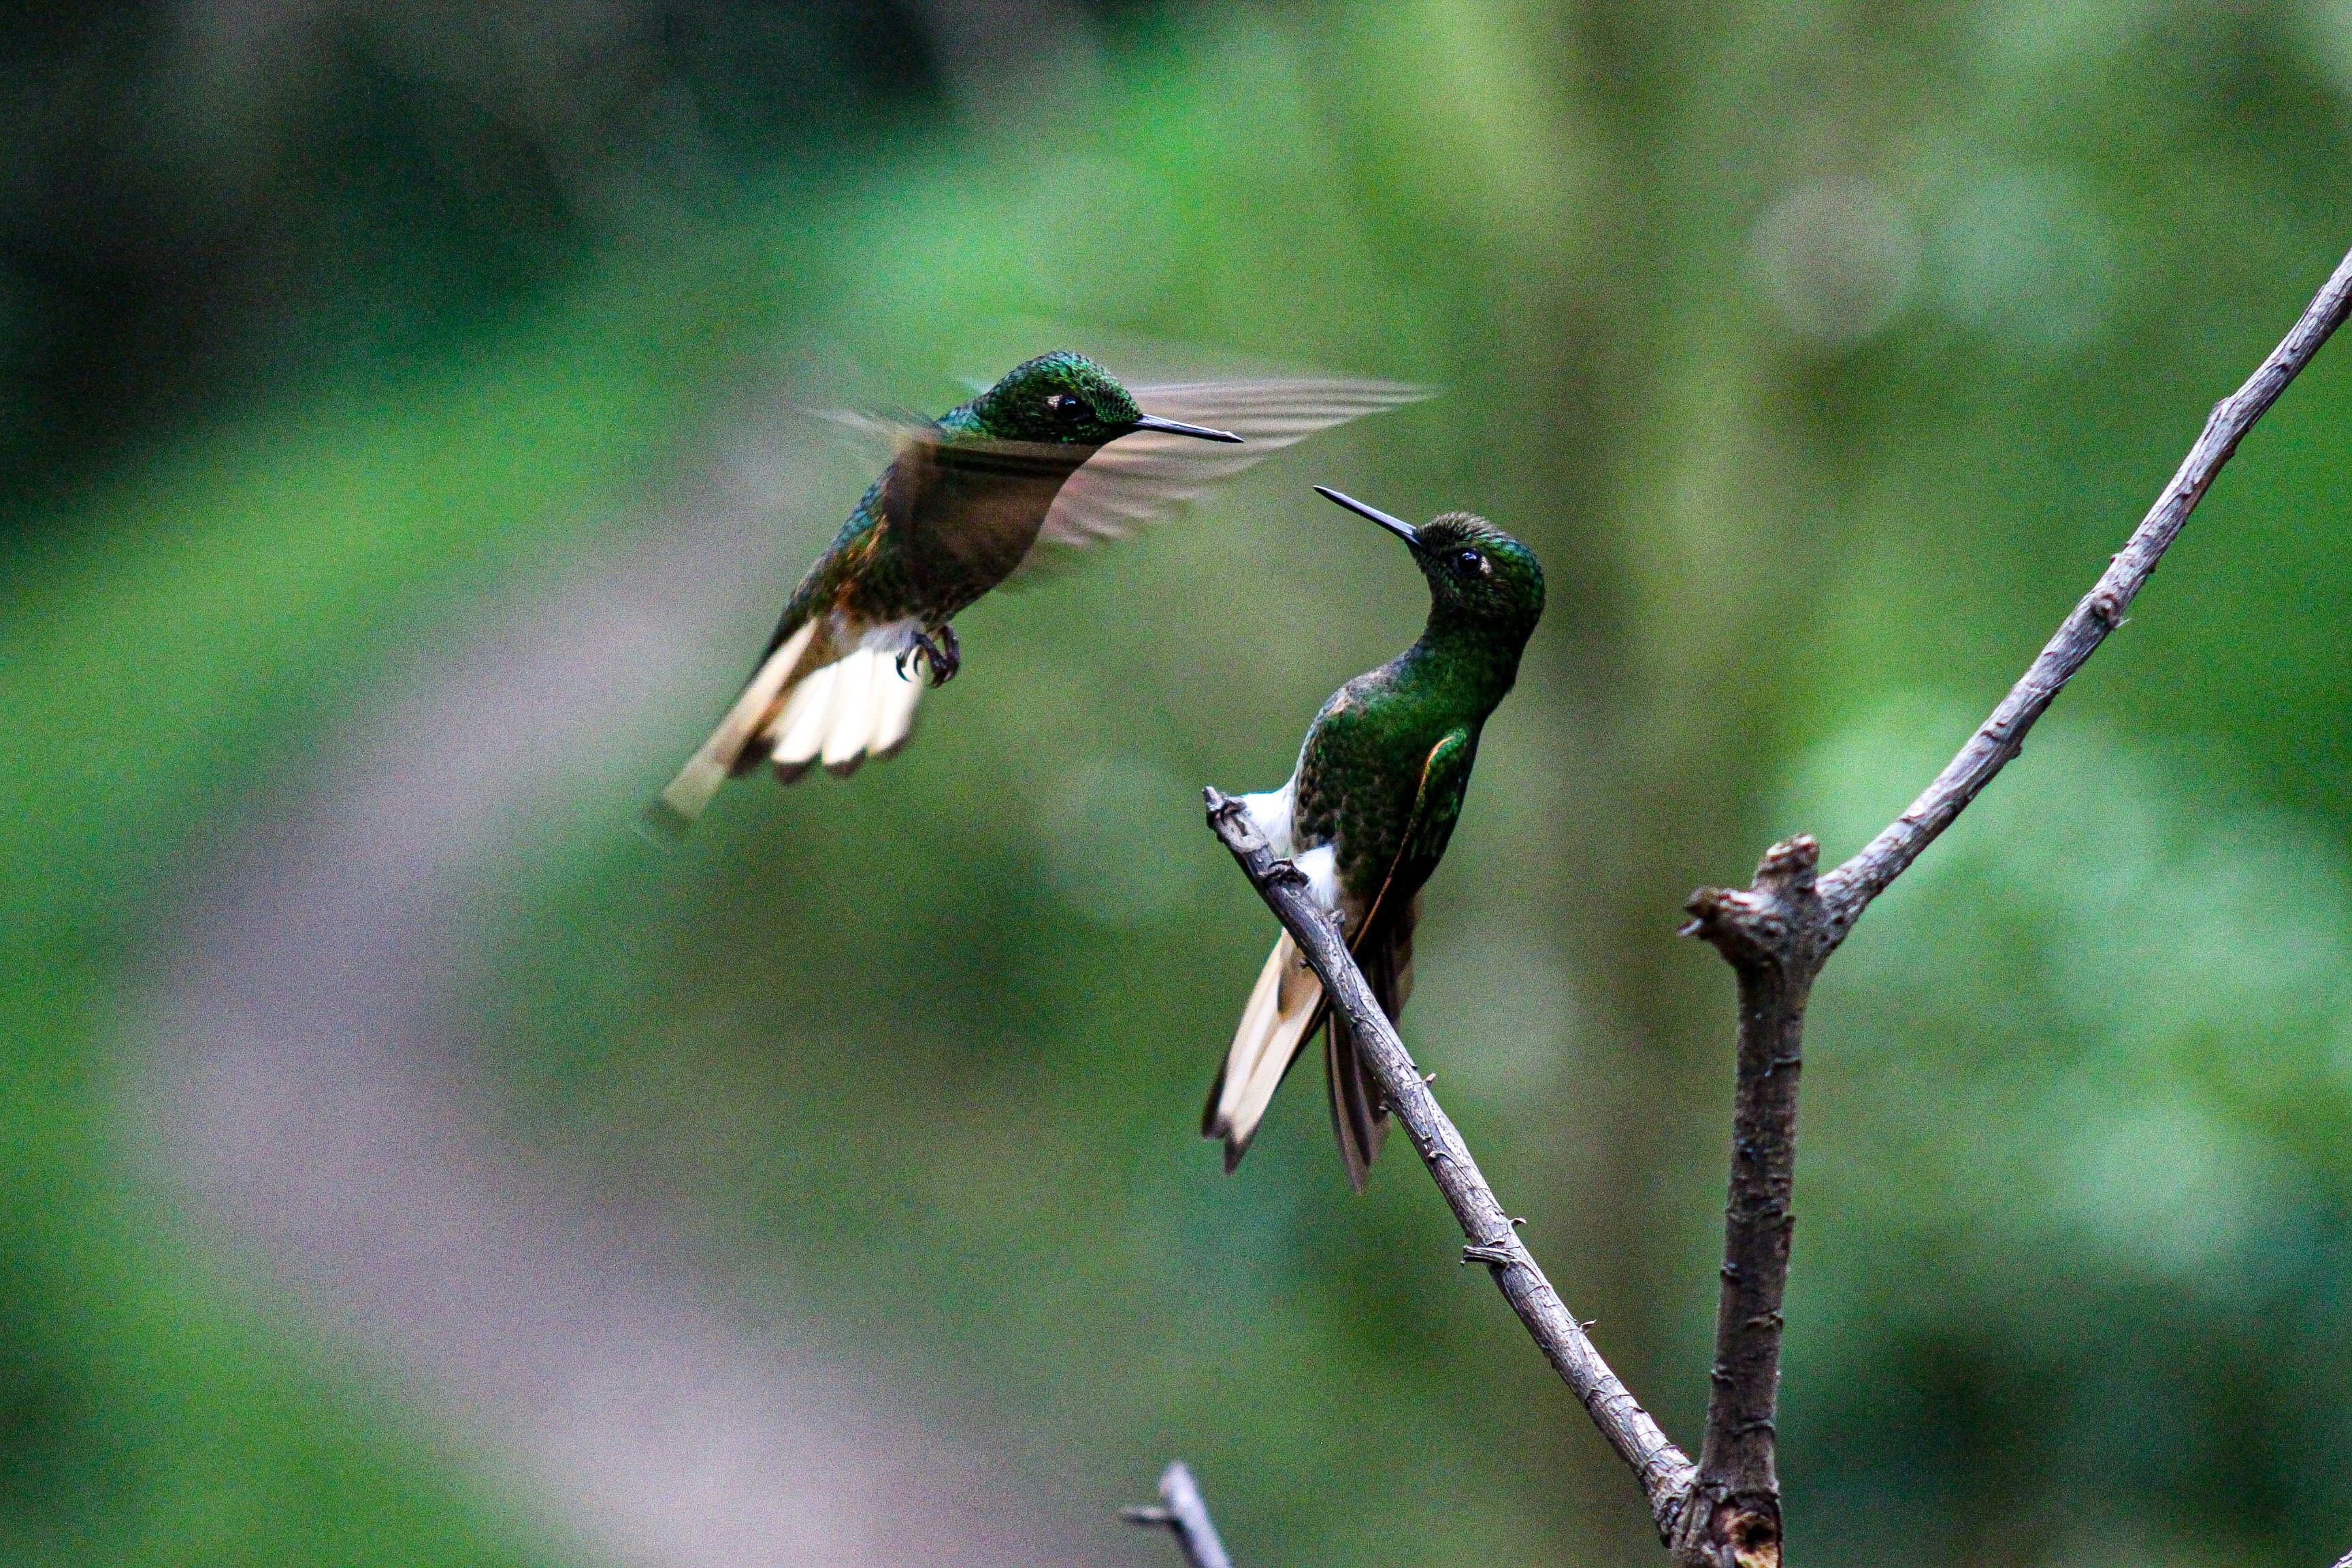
[7,1,2352,1565]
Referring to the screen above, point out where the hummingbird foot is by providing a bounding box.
[900,624,961,687]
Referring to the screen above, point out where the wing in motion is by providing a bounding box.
[1030,378,1435,558]
[651,374,1431,836]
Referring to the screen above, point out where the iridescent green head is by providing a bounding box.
[970,352,1241,446]
[1315,485,1546,638]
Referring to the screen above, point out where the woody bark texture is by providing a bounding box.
[1663,240,2352,1567]
[1207,239,2352,1567]
[1671,836,1827,1568]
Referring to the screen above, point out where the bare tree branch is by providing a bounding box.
[1123,1461,1235,1568]
[1671,838,1824,1567]
[1205,791,1699,1537]
[1670,241,2352,1568]
[1814,244,2352,934]
[1209,244,2352,1567]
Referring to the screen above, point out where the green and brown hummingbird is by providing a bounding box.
[651,351,1427,834]
[1205,486,1545,1190]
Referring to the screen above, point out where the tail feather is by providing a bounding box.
[767,659,836,781]
[1320,897,1413,1188]
[870,659,924,757]
[645,623,930,836]
[1208,890,1420,1185]
[1324,1012,1387,1194]
[646,621,819,838]
[821,651,879,774]
[774,648,925,783]
[1203,933,1325,1170]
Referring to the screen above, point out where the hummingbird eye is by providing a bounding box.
[1455,548,1488,576]
[1045,393,1089,423]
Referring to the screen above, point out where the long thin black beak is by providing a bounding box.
[1131,412,1243,443]
[1315,485,1420,547]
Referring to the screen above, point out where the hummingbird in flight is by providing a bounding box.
[651,351,1427,834]
[1205,486,1545,1190]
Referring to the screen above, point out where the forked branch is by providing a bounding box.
[1675,241,2352,1566]
[1208,242,2352,1567]
[1684,240,2352,1561]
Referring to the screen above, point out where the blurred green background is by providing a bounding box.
[7,1,2352,1564]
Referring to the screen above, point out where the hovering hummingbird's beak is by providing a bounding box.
[1130,412,1244,443]
[1314,485,1420,549]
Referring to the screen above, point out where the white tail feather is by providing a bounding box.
[646,623,933,834]
[770,662,837,777]
[1208,933,1324,1160]
[772,646,926,783]
[648,622,819,836]
[871,659,923,756]
[821,650,878,774]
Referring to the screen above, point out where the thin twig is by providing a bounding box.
[1671,242,2352,1568]
[1123,1461,1235,1568]
[1814,244,2352,934]
[1205,791,1699,1537]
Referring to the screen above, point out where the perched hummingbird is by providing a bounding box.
[1205,486,1545,1190]
[651,352,1427,834]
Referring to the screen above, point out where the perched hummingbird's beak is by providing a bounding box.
[1130,412,1244,443]
[1315,485,1420,548]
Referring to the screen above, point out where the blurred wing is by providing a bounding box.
[1027,378,1436,559]
[808,406,933,473]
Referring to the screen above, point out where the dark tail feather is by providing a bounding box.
[1324,1011,1386,1193]
[1322,897,1417,1190]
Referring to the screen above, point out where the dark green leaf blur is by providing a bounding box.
[5,3,2351,1565]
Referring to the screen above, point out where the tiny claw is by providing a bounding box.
[902,625,963,687]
